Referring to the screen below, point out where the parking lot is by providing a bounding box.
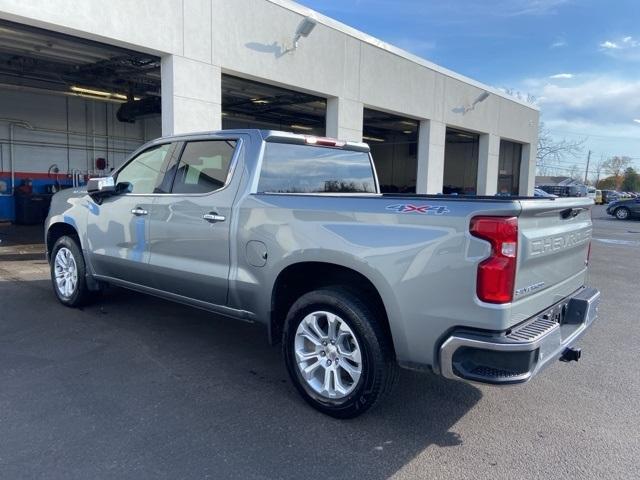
[0,205,638,479]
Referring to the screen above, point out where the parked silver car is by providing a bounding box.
[46,130,600,417]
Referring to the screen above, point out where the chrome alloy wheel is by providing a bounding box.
[294,311,363,399]
[54,247,78,298]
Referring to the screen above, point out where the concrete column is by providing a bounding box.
[477,134,500,195]
[519,143,536,196]
[416,119,446,194]
[161,55,221,136]
[326,97,363,142]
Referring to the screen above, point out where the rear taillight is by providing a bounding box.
[470,216,518,304]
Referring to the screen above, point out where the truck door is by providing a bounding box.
[147,137,243,306]
[86,142,178,286]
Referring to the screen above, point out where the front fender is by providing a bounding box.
[45,189,92,253]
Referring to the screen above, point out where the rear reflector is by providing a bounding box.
[470,216,518,304]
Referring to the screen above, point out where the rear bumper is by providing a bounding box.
[439,287,600,385]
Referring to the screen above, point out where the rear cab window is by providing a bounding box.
[257,142,377,194]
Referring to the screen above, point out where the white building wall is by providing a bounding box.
[0,89,160,176]
[0,0,540,194]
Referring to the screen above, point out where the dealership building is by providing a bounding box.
[0,0,539,221]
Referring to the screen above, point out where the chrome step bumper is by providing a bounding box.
[439,287,600,385]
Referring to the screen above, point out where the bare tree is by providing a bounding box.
[591,156,605,186]
[536,123,586,175]
[603,156,633,190]
[603,156,632,178]
[568,164,582,182]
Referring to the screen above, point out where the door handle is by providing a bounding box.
[203,212,226,223]
[131,207,148,216]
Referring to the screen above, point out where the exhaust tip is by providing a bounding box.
[560,347,581,363]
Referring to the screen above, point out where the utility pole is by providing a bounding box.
[584,150,591,184]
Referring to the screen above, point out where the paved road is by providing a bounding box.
[0,206,638,479]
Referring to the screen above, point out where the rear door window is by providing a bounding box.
[258,143,377,193]
[171,140,237,194]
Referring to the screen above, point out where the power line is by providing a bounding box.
[547,128,640,141]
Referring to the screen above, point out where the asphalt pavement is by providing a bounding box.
[0,205,638,479]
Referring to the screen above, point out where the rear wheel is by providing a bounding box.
[50,235,92,307]
[283,287,397,418]
[615,207,630,220]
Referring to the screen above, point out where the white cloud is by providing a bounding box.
[505,0,571,16]
[549,73,574,79]
[599,36,640,60]
[513,73,640,156]
[550,40,567,48]
[600,41,620,49]
[535,75,640,124]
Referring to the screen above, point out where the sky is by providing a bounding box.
[298,0,640,178]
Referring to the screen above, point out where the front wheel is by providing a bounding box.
[615,207,630,220]
[283,288,397,419]
[50,235,93,307]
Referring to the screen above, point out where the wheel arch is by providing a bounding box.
[269,260,404,359]
[46,221,80,261]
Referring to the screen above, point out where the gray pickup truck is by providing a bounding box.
[45,129,600,418]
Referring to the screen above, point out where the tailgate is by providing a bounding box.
[511,197,593,322]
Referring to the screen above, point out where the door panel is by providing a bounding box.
[148,196,232,304]
[86,195,154,284]
[148,139,240,305]
[85,142,177,286]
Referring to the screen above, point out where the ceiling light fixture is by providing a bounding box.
[290,124,314,131]
[70,86,139,101]
[362,135,385,143]
[71,86,111,97]
[251,98,270,104]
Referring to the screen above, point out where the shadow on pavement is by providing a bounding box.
[0,280,482,480]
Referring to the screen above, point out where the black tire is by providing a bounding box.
[615,207,630,220]
[50,235,92,307]
[283,287,398,419]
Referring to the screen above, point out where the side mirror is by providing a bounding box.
[87,177,132,203]
[87,176,115,195]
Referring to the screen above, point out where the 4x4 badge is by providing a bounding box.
[386,204,450,215]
